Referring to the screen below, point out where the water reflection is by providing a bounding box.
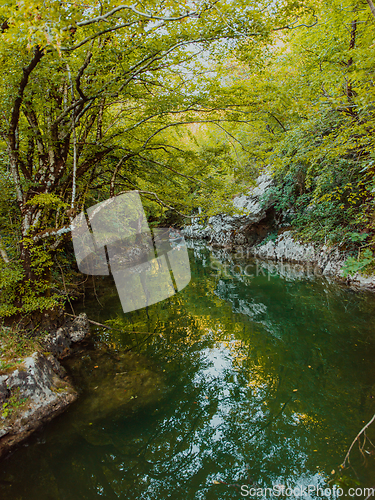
[1,242,375,499]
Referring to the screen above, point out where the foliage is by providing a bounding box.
[0,256,63,317]
[220,0,375,275]
[2,0,375,317]
[342,249,374,278]
[259,231,278,246]
[0,0,305,318]
[1,388,28,419]
[0,324,42,362]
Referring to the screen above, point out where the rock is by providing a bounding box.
[252,231,316,263]
[0,313,90,460]
[67,313,89,343]
[42,326,72,358]
[184,175,375,289]
[43,313,90,358]
[251,231,375,288]
[0,353,77,456]
[0,382,10,404]
[183,173,275,247]
[232,173,273,215]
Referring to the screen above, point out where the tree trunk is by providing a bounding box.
[0,234,9,263]
[366,0,375,19]
[20,205,36,281]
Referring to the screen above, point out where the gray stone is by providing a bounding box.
[183,172,275,247]
[184,174,375,289]
[43,312,90,357]
[251,231,375,288]
[0,313,90,460]
[67,312,90,343]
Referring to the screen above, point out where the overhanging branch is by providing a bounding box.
[76,5,199,27]
[366,0,375,19]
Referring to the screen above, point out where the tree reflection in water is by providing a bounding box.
[1,242,375,499]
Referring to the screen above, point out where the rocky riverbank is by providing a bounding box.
[0,314,90,460]
[183,174,375,289]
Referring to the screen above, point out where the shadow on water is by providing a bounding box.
[1,241,375,499]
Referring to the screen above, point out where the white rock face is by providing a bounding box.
[232,174,273,215]
[184,175,375,289]
[253,231,316,264]
[183,218,212,240]
[183,173,274,246]
[252,231,375,287]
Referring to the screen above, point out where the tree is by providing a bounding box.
[219,0,375,256]
[0,0,306,319]
[365,0,375,18]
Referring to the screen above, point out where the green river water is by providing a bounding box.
[1,242,375,499]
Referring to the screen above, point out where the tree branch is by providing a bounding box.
[116,190,197,218]
[62,22,137,51]
[110,155,131,197]
[268,112,287,132]
[273,10,318,31]
[0,234,10,263]
[341,413,375,468]
[6,46,44,204]
[138,154,205,185]
[76,5,198,27]
[75,51,93,100]
[23,104,46,158]
[96,98,105,142]
[366,0,375,19]
[9,47,44,151]
[139,118,251,151]
[33,225,71,243]
[67,64,78,214]
[73,147,114,181]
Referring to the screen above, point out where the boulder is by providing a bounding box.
[0,313,90,460]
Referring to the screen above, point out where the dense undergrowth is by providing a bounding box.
[227,1,375,276]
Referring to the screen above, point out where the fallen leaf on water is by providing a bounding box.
[331,470,335,474]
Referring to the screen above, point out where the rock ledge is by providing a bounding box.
[0,313,90,460]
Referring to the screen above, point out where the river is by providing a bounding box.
[1,242,375,499]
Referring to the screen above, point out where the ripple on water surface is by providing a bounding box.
[1,242,375,499]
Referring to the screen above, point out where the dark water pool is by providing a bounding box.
[1,242,375,499]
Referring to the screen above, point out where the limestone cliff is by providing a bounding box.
[184,175,375,289]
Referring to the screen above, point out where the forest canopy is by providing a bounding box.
[0,0,374,320]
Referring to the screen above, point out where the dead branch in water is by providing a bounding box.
[64,312,154,334]
[341,413,375,468]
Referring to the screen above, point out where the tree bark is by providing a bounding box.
[0,234,9,263]
[7,47,44,205]
[366,0,375,19]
